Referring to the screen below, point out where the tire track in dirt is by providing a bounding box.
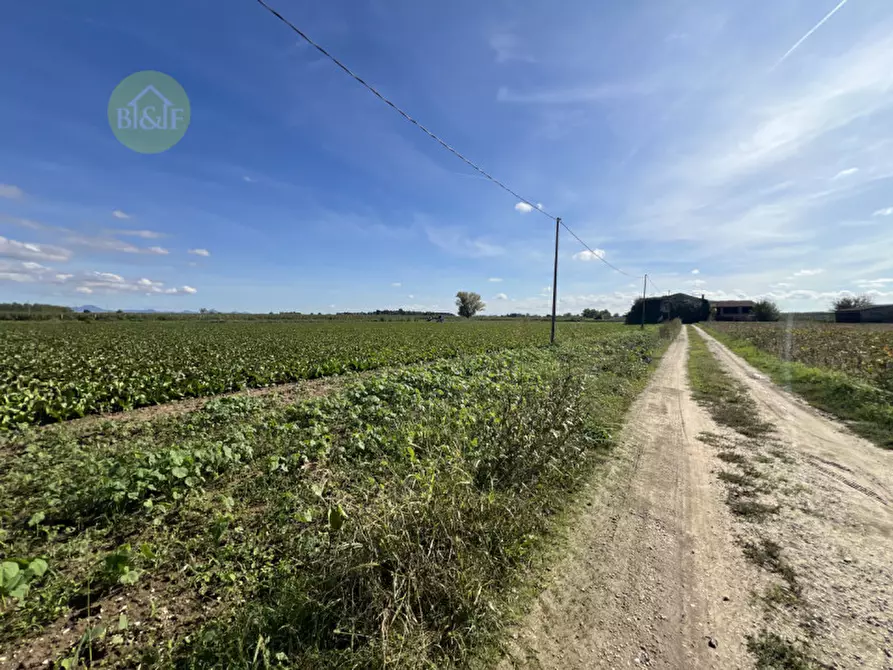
[693,326,893,669]
[499,327,760,669]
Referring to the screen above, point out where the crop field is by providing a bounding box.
[0,320,601,429]
[0,321,674,668]
[706,321,893,391]
[705,321,893,447]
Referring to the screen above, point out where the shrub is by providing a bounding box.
[753,300,781,322]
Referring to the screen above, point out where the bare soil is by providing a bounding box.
[500,327,761,669]
[694,326,893,669]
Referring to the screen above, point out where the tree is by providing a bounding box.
[832,294,874,311]
[455,291,485,318]
[582,308,612,320]
[752,299,781,322]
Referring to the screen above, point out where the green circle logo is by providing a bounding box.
[108,71,190,154]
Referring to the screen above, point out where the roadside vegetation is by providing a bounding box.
[704,322,893,448]
[0,325,673,668]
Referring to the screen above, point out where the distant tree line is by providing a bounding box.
[0,303,73,321]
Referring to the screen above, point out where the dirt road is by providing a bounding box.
[500,326,893,669]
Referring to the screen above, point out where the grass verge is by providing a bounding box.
[686,328,773,438]
[703,327,893,449]
[0,327,674,668]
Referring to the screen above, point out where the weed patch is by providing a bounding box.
[747,631,817,669]
[686,328,773,438]
[727,497,779,522]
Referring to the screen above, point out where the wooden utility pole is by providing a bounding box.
[640,274,647,329]
[550,217,561,344]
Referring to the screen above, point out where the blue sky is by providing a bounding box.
[2,0,892,314]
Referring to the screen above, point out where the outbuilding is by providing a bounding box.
[834,304,893,323]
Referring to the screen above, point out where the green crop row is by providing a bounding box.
[1,320,617,428]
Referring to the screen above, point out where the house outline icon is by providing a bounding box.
[126,84,173,114]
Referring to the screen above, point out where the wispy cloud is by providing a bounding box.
[832,167,859,180]
[572,249,606,261]
[0,184,24,200]
[497,81,655,104]
[111,209,131,220]
[424,227,504,258]
[188,248,211,257]
[792,268,824,277]
[113,229,165,239]
[775,0,852,66]
[493,292,508,300]
[691,269,700,275]
[488,277,503,282]
[391,282,402,287]
[76,271,198,295]
[873,207,893,217]
[0,235,72,262]
[147,246,169,255]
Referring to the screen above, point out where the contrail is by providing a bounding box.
[775,0,852,66]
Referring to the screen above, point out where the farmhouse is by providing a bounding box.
[835,304,893,323]
[626,293,710,325]
[712,300,755,321]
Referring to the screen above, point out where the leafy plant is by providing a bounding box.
[1,557,48,604]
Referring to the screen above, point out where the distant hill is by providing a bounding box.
[71,306,201,314]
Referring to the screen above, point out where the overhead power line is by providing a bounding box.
[254,0,673,318]
[255,0,553,221]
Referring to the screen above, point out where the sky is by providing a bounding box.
[2,0,893,315]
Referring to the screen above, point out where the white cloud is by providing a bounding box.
[691,269,700,275]
[391,282,402,287]
[488,277,503,282]
[572,249,606,261]
[111,209,130,220]
[0,184,24,200]
[114,229,164,239]
[55,273,73,281]
[0,235,72,262]
[832,167,859,180]
[243,176,256,183]
[770,282,794,288]
[408,294,415,299]
[182,285,197,294]
[854,277,893,288]
[75,286,93,294]
[137,277,161,287]
[514,202,534,213]
[147,246,169,255]
[91,271,125,283]
[188,248,211,257]
[690,279,707,287]
[494,292,508,300]
[67,235,140,254]
[792,268,824,277]
[873,207,893,217]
